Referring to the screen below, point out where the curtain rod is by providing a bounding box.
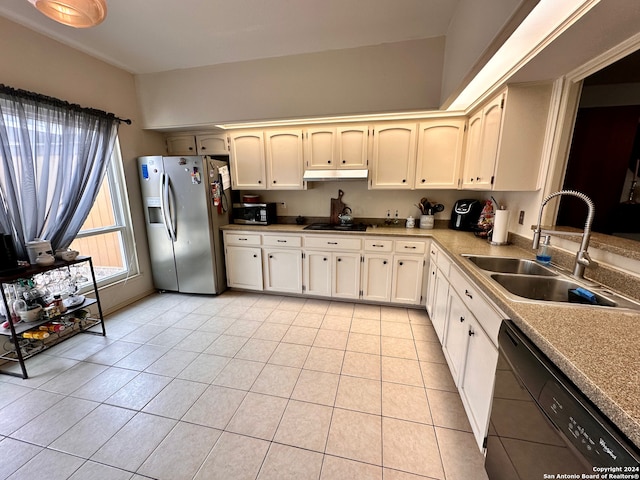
[0,84,132,125]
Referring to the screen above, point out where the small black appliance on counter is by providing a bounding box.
[449,199,482,231]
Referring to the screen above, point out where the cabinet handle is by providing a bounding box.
[469,328,475,337]
[258,180,262,184]
[269,255,273,258]
[399,261,404,266]
[465,289,473,299]
[337,258,342,262]
[253,254,257,258]
[323,257,327,261]
[327,160,332,164]
[188,146,193,150]
[342,160,346,164]
[404,246,416,249]
[328,242,338,245]
[273,180,277,184]
[402,179,406,183]
[238,238,248,241]
[460,316,465,322]
[383,260,387,265]
[469,178,474,182]
[432,271,435,276]
[201,146,206,150]
[372,244,384,247]
[476,177,481,181]
[421,179,426,183]
[277,240,287,243]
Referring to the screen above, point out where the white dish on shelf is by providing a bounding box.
[63,295,85,308]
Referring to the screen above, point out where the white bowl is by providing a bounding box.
[35,254,55,266]
[59,250,78,261]
[19,305,43,322]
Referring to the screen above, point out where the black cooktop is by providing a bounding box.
[303,223,368,232]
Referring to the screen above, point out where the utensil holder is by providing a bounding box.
[419,215,434,229]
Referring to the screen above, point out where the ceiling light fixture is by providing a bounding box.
[27,0,107,28]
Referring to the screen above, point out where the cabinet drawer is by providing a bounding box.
[304,236,362,250]
[395,240,426,254]
[364,239,393,252]
[436,250,451,278]
[262,235,302,247]
[449,265,503,346]
[225,233,262,246]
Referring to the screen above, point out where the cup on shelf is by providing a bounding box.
[419,214,434,229]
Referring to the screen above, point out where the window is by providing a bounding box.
[68,141,138,287]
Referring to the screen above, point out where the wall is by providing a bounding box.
[247,181,485,224]
[0,16,163,314]
[441,0,524,106]
[135,38,446,130]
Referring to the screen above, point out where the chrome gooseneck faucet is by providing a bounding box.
[532,190,595,279]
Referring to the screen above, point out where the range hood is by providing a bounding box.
[303,169,368,181]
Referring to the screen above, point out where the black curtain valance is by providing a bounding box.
[0,84,131,125]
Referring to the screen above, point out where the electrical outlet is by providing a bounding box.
[280,202,287,210]
[518,210,525,225]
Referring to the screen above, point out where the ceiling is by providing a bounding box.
[0,0,459,75]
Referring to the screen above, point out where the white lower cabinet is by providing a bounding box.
[304,251,332,297]
[426,242,503,452]
[362,253,392,302]
[332,252,361,299]
[461,315,498,450]
[391,255,423,305]
[224,230,426,306]
[225,245,263,290]
[263,248,302,294]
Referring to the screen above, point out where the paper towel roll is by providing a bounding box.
[492,209,509,244]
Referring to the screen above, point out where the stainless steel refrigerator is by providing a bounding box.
[137,155,230,294]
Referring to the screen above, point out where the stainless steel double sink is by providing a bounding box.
[462,254,640,310]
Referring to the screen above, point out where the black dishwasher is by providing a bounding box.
[485,321,639,479]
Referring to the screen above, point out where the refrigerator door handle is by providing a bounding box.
[160,172,177,242]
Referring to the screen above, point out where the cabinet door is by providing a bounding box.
[304,251,331,296]
[431,268,449,343]
[332,252,361,299]
[166,135,197,155]
[362,254,392,302]
[461,113,483,189]
[263,248,302,293]
[305,127,335,169]
[425,256,437,317]
[337,125,368,169]
[225,246,263,290]
[197,134,228,155]
[415,119,465,189]
[229,131,266,190]
[266,129,304,189]
[371,123,417,189]
[391,255,424,305]
[476,95,504,189]
[462,316,499,450]
[443,290,471,384]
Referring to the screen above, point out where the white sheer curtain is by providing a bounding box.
[0,85,120,259]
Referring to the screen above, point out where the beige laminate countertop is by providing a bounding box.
[222,224,640,448]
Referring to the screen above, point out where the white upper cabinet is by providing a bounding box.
[265,129,305,189]
[461,83,553,191]
[336,125,368,168]
[305,127,336,169]
[196,134,228,155]
[166,134,197,155]
[166,133,228,156]
[304,125,368,170]
[415,118,465,189]
[229,130,267,190]
[370,123,417,189]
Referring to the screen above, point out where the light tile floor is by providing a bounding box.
[0,291,489,480]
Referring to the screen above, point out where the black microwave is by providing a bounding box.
[232,203,277,225]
